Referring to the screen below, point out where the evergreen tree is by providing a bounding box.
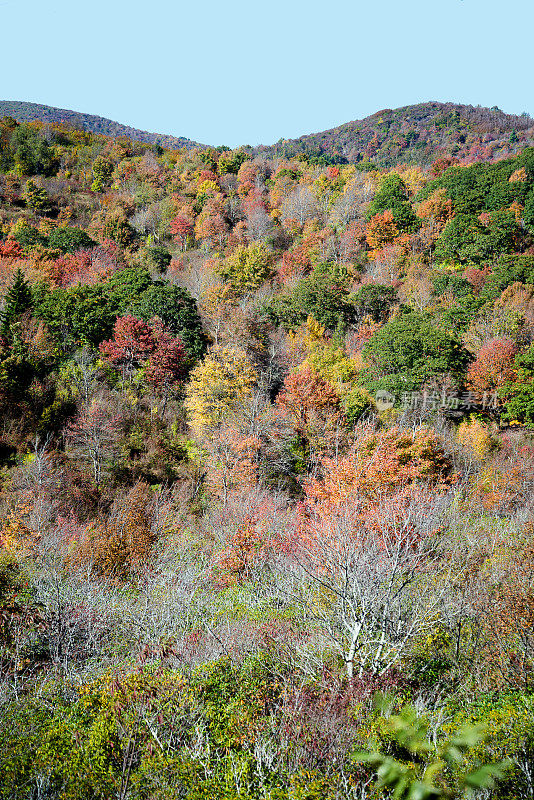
[1,268,33,336]
[22,179,51,212]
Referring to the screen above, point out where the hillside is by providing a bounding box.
[0,100,204,150]
[4,100,534,167]
[3,111,534,798]
[259,101,534,166]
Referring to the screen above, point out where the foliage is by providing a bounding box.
[22,179,51,212]
[73,483,158,578]
[47,226,95,254]
[354,695,510,799]
[457,416,496,460]
[350,283,399,323]
[2,106,534,800]
[362,310,471,394]
[216,242,274,295]
[500,343,534,426]
[264,270,357,331]
[133,282,205,363]
[276,364,342,451]
[466,337,517,395]
[1,268,33,336]
[302,424,452,521]
[185,346,256,433]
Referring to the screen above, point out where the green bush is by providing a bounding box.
[265,270,357,331]
[48,226,95,254]
[361,309,471,395]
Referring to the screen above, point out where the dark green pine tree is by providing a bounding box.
[0,268,33,337]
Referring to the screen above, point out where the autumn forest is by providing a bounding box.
[1,102,534,799]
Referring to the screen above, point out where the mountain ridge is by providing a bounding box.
[2,99,534,166]
[256,101,534,166]
[0,100,204,150]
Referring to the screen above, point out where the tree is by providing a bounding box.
[362,310,471,395]
[92,209,135,247]
[500,343,534,426]
[466,337,517,395]
[184,346,256,433]
[276,364,342,456]
[201,421,262,506]
[91,156,114,192]
[34,283,117,346]
[436,211,519,264]
[368,173,409,215]
[57,348,100,405]
[22,179,51,213]
[281,186,317,230]
[144,320,186,407]
[48,226,95,254]
[366,210,399,249]
[287,487,448,681]
[141,245,172,274]
[7,218,46,250]
[106,266,153,312]
[11,123,57,176]
[66,399,121,484]
[170,213,194,250]
[457,416,495,461]
[133,282,205,363]
[194,209,228,249]
[264,271,357,331]
[99,315,156,380]
[73,483,157,579]
[475,528,534,690]
[218,149,248,175]
[366,173,420,233]
[33,268,155,347]
[1,268,33,336]
[282,424,453,680]
[216,242,274,295]
[416,187,453,232]
[350,284,398,323]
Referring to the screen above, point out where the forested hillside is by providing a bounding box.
[2,112,534,799]
[0,101,203,150]
[5,100,533,167]
[261,102,534,166]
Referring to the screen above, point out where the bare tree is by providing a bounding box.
[281,187,317,228]
[329,173,375,227]
[246,208,273,241]
[66,398,121,484]
[278,490,451,681]
[61,347,100,405]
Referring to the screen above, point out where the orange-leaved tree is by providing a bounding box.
[466,337,517,395]
[301,423,453,532]
[275,364,343,460]
[279,425,454,680]
[70,483,159,580]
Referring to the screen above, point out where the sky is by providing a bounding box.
[1,0,532,148]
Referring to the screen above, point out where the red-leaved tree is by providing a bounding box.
[100,315,187,404]
[144,320,186,409]
[466,337,518,395]
[100,316,156,380]
[170,214,194,251]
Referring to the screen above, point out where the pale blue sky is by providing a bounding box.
[1,0,532,147]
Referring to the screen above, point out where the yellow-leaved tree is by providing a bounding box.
[184,346,257,434]
[457,416,496,461]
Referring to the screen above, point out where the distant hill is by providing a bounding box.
[3,100,534,167]
[0,101,204,150]
[258,102,534,166]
